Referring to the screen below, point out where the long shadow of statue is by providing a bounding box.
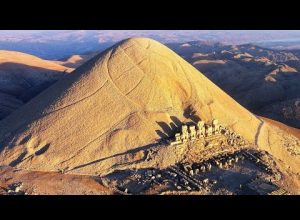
[155,116,184,140]
[183,105,201,123]
[155,107,203,141]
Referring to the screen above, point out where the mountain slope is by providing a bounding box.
[0,38,299,178]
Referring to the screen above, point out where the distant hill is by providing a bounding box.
[2,30,300,60]
[0,50,73,120]
[54,52,98,68]
[168,42,300,128]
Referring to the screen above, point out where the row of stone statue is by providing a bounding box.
[171,119,221,145]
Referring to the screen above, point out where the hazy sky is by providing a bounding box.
[1,30,300,60]
[1,30,300,44]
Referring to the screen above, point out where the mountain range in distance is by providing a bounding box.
[168,41,300,129]
[2,30,300,60]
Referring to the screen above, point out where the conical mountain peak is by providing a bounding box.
[0,38,298,177]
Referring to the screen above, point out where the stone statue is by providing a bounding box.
[196,121,205,138]
[212,119,220,134]
[189,125,196,141]
[205,125,213,136]
[170,133,182,145]
[181,125,189,142]
[175,133,181,142]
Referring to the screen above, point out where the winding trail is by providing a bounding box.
[253,114,265,146]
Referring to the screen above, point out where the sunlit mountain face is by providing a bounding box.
[1,30,300,60]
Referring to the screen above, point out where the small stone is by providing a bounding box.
[207,163,212,171]
[183,179,189,185]
[124,188,128,193]
[223,162,228,169]
[156,174,161,178]
[195,168,199,175]
[275,173,281,181]
[146,170,152,177]
[203,178,209,184]
[189,170,194,176]
[187,186,192,191]
[235,156,239,162]
[201,165,206,172]
[151,176,156,180]
[177,186,182,190]
[15,186,21,193]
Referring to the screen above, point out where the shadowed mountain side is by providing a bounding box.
[167,42,300,128]
[0,62,70,96]
[0,50,74,120]
[0,38,299,178]
[0,62,71,120]
[0,92,24,119]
